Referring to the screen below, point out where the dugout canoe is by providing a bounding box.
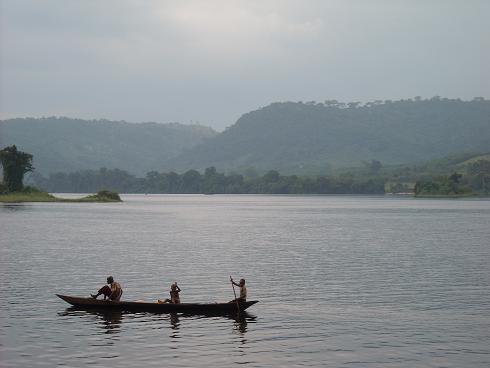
[56,294,258,314]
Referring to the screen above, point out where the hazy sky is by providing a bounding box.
[1,0,489,130]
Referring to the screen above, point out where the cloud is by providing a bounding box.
[1,0,489,129]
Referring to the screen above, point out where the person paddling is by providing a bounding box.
[91,276,123,301]
[230,277,247,301]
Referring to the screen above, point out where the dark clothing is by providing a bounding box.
[169,290,181,304]
[98,285,112,298]
[96,283,123,301]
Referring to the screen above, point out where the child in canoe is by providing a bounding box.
[158,282,181,304]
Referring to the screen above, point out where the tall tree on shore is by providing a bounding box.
[0,145,34,192]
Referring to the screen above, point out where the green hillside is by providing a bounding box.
[0,117,217,176]
[458,154,490,166]
[166,98,490,175]
[2,98,489,177]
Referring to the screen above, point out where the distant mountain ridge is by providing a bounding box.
[1,98,489,176]
[0,117,217,176]
[165,98,490,174]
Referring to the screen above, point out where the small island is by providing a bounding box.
[0,145,122,203]
[0,188,122,203]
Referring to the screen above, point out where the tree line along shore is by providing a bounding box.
[22,156,490,197]
[1,146,489,202]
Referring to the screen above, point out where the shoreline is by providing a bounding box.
[0,190,122,203]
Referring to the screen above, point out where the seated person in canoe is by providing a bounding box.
[230,277,247,301]
[91,276,123,301]
[158,282,181,304]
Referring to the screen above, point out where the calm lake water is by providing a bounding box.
[1,195,490,367]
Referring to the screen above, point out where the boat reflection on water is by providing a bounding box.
[59,307,123,335]
[232,313,255,349]
[168,312,180,339]
[169,312,180,330]
[233,312,255,334]
[59,307,256,337]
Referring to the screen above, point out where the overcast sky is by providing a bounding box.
[1,0,489,130]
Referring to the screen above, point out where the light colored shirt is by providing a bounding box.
[240,285,247,300]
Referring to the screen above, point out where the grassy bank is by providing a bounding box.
[0,190,122,203]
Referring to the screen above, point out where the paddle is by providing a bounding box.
[230,276,240,316]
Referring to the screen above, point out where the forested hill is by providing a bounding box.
[166,98,490,174]
[2,98,489,177]
[0,117,217,176]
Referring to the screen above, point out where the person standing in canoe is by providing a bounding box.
[169,282,181,303]
[91,276,123,301]
[230,277,247,301]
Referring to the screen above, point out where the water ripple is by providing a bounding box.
[1,195,490,367]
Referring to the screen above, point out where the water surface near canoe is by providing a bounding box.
[1,195,490,367]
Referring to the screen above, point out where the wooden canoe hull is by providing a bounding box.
[56,294,258,314]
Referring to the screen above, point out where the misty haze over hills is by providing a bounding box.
[1,98,489,177]
[0,118,216,176]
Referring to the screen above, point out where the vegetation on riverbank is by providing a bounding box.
[414,173,472,197]
[3,142,489,198]
[23,152,490,197]
[77,190,122,202]
[413,157,490,197]
[28,167,387,194]
[0,187,56,202]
